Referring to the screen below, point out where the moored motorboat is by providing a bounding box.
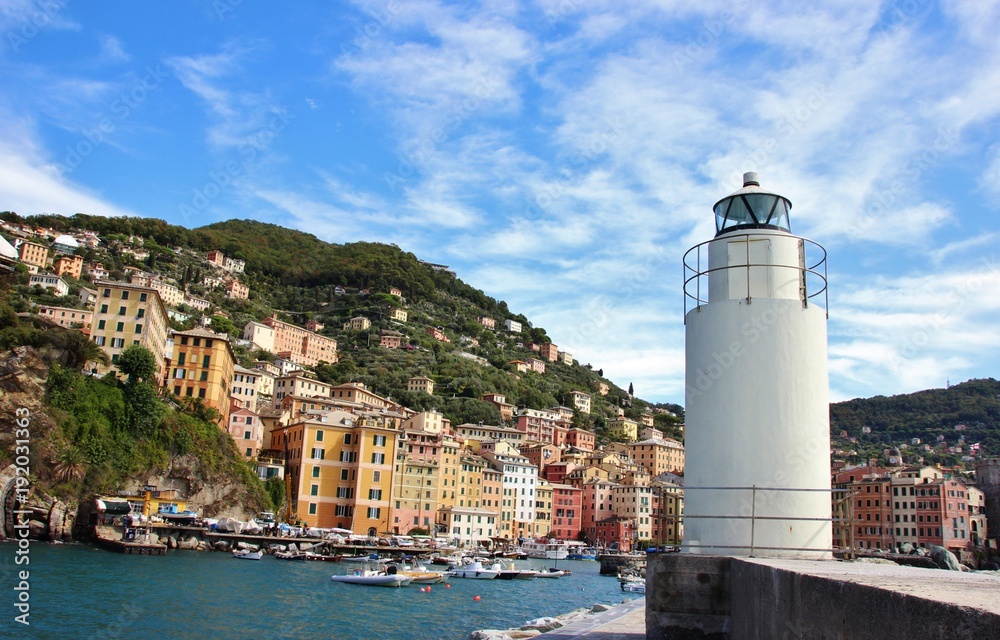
[304,551,342,562]
[232,549,263,560]
[621,580,646,593]
[495,561,537,580]
[330,562,413,587]
[566,546,598,560]
[520,539,570,560]
[394,558,446,584]
[535,567,566,578]
[273,551,306,561]
[445,560,499,580]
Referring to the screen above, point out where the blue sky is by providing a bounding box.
[2,1,999,405]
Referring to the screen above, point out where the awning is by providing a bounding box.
[96,500,132,515]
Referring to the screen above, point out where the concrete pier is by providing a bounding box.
[647,554,1000,639]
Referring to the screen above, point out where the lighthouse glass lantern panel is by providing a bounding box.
[714,192,791,235]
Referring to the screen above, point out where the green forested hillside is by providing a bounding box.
[830,378,1000,466]
[1,212,684,440]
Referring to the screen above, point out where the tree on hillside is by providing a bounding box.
[117,344,157,384]
[210,315,239,337]
[116,344,165,437]
[628,382,634,396]
[52,328,109,371]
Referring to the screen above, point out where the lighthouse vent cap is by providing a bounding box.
[743,172,759,187]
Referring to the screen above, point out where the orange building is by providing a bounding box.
[168,327,237,426]
[270,410,399,533]
[53,254,84,279]
[18,241,48,270]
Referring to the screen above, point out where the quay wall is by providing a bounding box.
[647,554,1000,640]
[93,522,431,556]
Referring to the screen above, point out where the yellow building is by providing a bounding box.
[89,281,169,377]
[272,410,399,534]
[389,307,407,322]
[607,417,639,442]
[651,480,684,546]
[169,327,237,426]
[457,452,487,510]
[534,480,553,537]
[629,437,686,476]
[392,426,462,532]
[330,382,389,409]
[391,458,440,534]
[343,316,371,331]
[406,375,434,395]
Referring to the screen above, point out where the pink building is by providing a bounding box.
[228,402,263,460]
[550,483,583,541]
[525,357,546,374]
[580,478,617,545]
[225,277,249,300]
[514,408,560,444]
[566,428,597,451]
[428,327,450,343]
[206,250,225,266]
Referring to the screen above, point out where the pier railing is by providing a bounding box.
[655,485,851,556]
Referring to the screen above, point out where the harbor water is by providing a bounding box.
[5,543,638,639]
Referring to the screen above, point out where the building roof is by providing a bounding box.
[0,235,17,259]
[53,234,79,248]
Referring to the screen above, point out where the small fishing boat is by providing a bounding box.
[273,550,306,561]
[566,546,598,560]
[535,567,566,578]
[232,549,263,560]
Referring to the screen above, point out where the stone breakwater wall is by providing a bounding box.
[647,554,1000,640]
[466,604,617,640]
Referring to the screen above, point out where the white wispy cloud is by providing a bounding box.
[97,34,129,63]
[165,40,281,149]
[0,117,131,217]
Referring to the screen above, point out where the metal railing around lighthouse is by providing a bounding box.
[672,485,842,556]
[682,232,829,320]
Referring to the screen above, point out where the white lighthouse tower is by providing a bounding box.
[681,172,831,559]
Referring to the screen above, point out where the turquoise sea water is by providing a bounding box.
[1,543,637,639]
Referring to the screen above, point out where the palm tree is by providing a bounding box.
[55,329,109,371]
[52,447,87,483]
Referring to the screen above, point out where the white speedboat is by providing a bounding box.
[445,560,499,580]
[331,563,413,587]
[232,549,263,560]
[621,580,646,593]
[535,567,566,578]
